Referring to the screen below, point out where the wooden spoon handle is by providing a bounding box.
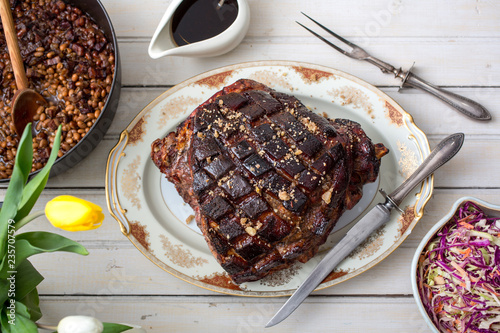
[0,0,28,90]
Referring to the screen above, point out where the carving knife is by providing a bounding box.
[266,132,465,328]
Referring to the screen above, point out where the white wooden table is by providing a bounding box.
[6,0,500,332]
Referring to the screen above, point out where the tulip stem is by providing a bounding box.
[36,322,58,330]
[15,210,45,229]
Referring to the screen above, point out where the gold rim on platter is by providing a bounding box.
[105,60,432,297]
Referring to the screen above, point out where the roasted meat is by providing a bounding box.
[151,79,389,284]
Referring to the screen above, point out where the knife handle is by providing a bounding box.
[389,133,464,207]
[402,72,491,121]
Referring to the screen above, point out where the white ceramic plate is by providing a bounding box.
[106,61,432,296]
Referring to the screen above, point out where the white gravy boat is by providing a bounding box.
[148,0,250,58]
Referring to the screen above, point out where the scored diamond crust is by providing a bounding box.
[151,79,389,284]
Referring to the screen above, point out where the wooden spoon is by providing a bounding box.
[0,0,46,136]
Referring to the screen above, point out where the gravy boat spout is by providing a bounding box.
[148,0,250,58]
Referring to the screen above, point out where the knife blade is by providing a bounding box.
[266,132,465,328]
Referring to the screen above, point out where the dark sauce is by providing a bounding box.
[172,0,238,46]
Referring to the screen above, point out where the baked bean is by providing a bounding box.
[0,0,115,179]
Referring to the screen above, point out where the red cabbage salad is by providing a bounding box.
[417,201,500,333]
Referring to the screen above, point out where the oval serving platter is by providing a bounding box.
[105,61,432,296]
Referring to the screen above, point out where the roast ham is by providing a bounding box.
[151,79,389,284]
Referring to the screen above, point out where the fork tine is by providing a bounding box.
[300,12,356,49]
[296,21,349,56]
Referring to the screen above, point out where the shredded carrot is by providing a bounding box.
[418,203,500,331]
[457,247,471,255]
[451,261,468,279]
[458,215,474,224]
[423,266,431,279]
[458,222,474,230]
[482,285,500,296]
[457,247,472,259]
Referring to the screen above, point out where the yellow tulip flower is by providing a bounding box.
[45,195,104,231]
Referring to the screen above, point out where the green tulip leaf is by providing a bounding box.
[19,288,42,322]
[0,301,38,333]
[0,232,88,278]
[9,124,33,186]
[11,301,38,333]
[0,260,43,316]
[0,278,8,305]
[0,124,33,259]
[102,322,134,333]
[0,308,13,333]
[14,260,44,302]
[15,125,62,226]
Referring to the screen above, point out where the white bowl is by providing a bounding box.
[148,0,250,58]
[411,196,500,332]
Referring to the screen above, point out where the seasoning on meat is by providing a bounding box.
[151,79,389,284]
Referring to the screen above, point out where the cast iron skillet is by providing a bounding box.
[0,0,121,183]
